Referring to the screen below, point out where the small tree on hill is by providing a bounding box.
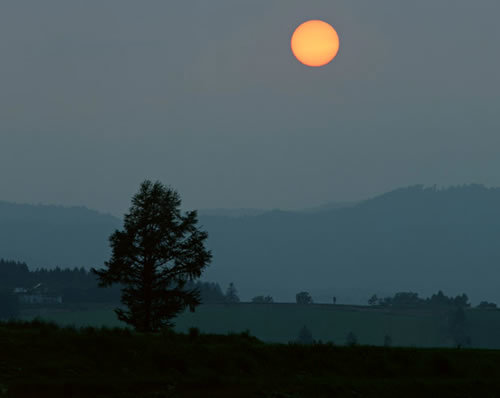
[225,282,240,303]
[92,180,212,332]
[296,291,313,305]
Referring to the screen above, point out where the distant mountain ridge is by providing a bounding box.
[2,185,500,304]
[198,201,355,218]
[198,208,268,218]
[0,201,120,269]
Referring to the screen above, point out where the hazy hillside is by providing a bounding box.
[200,185,500,304]
[198,208,268,218]
[2,185,500,304]
[0,201,119,269]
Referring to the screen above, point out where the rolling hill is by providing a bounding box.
[2,184,500,304]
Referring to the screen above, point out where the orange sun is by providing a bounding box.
[291,20,340,67]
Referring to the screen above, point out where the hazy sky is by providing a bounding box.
[1,1,500,215]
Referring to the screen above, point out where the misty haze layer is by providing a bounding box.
[1,1,500,213]
[2,185,500,304]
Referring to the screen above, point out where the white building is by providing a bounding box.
[13,283,63,305]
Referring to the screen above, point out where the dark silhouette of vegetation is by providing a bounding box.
[195,184,500,301]
[296,291,313,305]
[0,259,226,306]
[6,184,500,305]
[251,295,274,304]
[379,290,470,309]
[368,294,379,306]
[297,325,314,345]
[184,280,226,304]
[0,259,121,303]
[0,259,30,287]
[384,334,393,347]
[346,331,358,346]
[0,290,19,319]
[6,319,500,397]
[477,301,498,309]
[380,292,422,308]
[92,180,212,332]
[225,282,240,303]
[188,327,200,341]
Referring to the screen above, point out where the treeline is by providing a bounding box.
[368,290,497,309]
[0,259,120,303]
[0,259,232,305]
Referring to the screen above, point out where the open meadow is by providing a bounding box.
[21,303,500,348]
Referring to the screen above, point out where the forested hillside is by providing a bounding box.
[2,185,500,303]
[201,184,500,303]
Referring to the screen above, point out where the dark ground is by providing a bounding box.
[2,320,500,397]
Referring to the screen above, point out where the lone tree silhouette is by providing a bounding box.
[296,291,313,305]
[92,180,212,332]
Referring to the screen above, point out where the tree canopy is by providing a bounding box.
[93,180,212,332]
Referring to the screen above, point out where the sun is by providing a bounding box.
[291,20,340,67]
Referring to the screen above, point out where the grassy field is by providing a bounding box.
[3,320,500,397]
[21,303,500,348]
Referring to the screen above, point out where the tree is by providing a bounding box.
[383,334,393,347]
[297,325,313,345]
[296,291,313,305]
[452,293,470,308]
[225,282,240,303]
[368,294,379,306]
[251,295,274,304]
[92,180,212,332]
[477,301,497,309]
[184,281,226,304]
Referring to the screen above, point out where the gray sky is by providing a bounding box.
[1,1,500,215]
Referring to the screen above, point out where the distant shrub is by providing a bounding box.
[297,325,313,345]
[380,290,471,309]
[189,327,200,340]
[477,301,497,309]
[295,291,313,305]
[368,294,379,306]
[184,281,226,304]
[62,325,77,334]
[82,326,96,335]
[384,334,393,347]
[161,327,177,339]
[346,331,358,347]
[239,329,255,341]
[251,295,274,304]
[225,282,240,303]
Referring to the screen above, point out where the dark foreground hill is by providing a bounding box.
[2,320,500,397]
[3,185,500,302]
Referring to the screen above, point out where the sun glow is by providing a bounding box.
[291,20,340,67]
